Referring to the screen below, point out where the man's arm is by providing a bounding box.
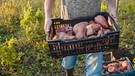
[45,0,55,18]
[44,0,55,34]
[106,0,118,22]
[106,0,118,60]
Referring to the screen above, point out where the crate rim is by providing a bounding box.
[46,12,120,42]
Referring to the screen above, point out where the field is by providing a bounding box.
[0,0,135,76]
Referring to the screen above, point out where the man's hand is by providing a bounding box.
[106,0,118,22]
[44,0,55,35]
[109,9,117,22]
[44,16,52,35]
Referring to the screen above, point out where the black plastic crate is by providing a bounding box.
[46,12,120,59]
[102,57,135,76]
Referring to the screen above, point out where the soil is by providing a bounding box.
[107,48,135,61]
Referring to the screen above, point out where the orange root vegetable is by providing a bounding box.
[58,32,75,40]
[56,26,73,36]
[52,35,58,40]
[86,25,95,36]
[58,32,66,40]
[65,26,73,31]
[108,66,118,74]
[89,20,96,24]
[127,64,133,71]
[120,60,129,69]
[88,35,97,38]
[65,26,73,35]
[73,22,88,39]
[103,29,111,34]
[97,27,103,36]
[56,27,66,34]
[92,24,102,32]
[87,23,102,32]
[63,35,75,40]
[103,60,134,75]
[94,15,109,29]
[107,62,120,68]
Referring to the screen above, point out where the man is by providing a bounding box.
[44,0,118,76]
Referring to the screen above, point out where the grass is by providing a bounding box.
[0,0,135,76]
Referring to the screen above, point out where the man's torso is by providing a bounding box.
[61,0,102,19]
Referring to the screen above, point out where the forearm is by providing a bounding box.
[44,0,55,18]
[106,0,118,12]
[106,0,118,22]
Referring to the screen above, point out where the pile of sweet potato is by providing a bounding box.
[103,60,133,74]
[52,15,112,40]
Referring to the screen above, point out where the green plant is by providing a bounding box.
[20,1,44,41]
[0,0,24,34]
[118,2,135,50]
[0,38,24,75]
[0,0,135,75]
[101,0,107,12]
[133,58,135,67]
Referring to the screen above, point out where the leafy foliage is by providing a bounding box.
[118,2,135,51]
[0,38,24,67]
[0,0,135,75]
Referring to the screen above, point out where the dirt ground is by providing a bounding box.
[110,48,135,61]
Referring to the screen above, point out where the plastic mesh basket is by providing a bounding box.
[46,12,120,59]
[102,57,135,76]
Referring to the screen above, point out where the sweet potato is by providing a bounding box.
[56,27,66,34]
[103,29,111,34]
[58,32,75,40]
[52,35,58,40]
[88,35,97,38]
[65,26,73,35]
[94,15,109,29]
[56,26,73,36]
[73,22,88,39]
[107,62,119,68]
[120,60,129,69]
[86,25,95,36]
[97,27,103,36]
[87,23,102,32]
[89,20,96,24]
[127,64,133,71]
[103,60,133,75]
[108,66,118,74]
[92,24,102,32]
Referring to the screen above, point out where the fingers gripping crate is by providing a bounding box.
[46,12,120,59]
